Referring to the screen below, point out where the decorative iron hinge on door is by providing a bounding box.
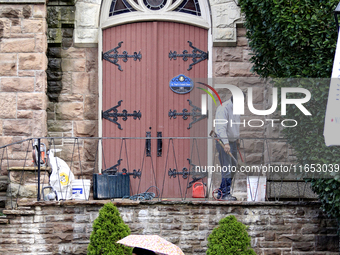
[102,41,142,71]
[168,167,189,179]
[168,99,207,129]
[169,41,208,71]
[102,100,141,130]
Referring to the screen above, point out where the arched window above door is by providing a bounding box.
[109,0,201,16]
[101,0,209,29]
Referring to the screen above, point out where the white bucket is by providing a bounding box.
[72,179,91,200]
[247,176,266,201]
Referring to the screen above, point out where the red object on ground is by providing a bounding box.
[192,182,206,198]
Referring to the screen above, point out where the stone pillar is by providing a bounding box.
[0,1,48,167]
[45,0,98,179]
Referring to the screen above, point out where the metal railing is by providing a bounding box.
[0,136,319,209]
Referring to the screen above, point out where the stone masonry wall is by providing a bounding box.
[46,0,99,179]
[0,3,48,168]
[0,201,338,255]
[45,44,98,179]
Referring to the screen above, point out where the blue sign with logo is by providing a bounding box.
[169,74,194,94]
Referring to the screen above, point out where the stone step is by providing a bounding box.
[0,218,9,224]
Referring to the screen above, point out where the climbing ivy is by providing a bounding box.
[239,0,340,221]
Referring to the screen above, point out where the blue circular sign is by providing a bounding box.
[169,74,194,94]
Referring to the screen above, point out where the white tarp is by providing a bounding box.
[324,32,340,146]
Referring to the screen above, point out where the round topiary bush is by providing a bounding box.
[207,215,256,255]
[87,202,132,255]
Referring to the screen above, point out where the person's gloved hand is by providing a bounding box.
[224,143,230,153]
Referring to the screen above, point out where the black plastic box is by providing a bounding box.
[93,173,130,199]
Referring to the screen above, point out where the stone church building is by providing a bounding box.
[0,0,338,254]
[0,0,265,196]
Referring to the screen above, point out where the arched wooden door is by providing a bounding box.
[102,21,208,198]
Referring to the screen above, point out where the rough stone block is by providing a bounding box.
[0,18,11,38]
[33,4,46,18]
[3,120,32,136]
[0,136,13,148]
[10,25,22,35]
[59,95,83,102]
[0,94,16,118]
[262,249,281,255]
[75,121,96,137]
[75,3,99,29]
[211,2,241,28]
[89,72,98,94]
[60,72,72,94]
[17,110,33,119]
[47,120,72,132]
[315,235,339,251]
[46,70,62,81]
[74,28,99,45]
[243,49,252,61]
[85,48,98,72]
[19,53,47,70]
[17,93,47,110]
[1,77,34,92]
[61,59,86,72]
[242,139,264,154]
[230,62,253,77]
[213,28,236,46]
[22,5,32,18]
[270,142,288,162]
[248,86,264,104]
[278,234,314,242]
[32,111,47,137]
[35,70,47,92]
[48,58,62,70]
[214,63,230,77]
[237,27,247,37]
[1,38,35,53]
[18,70,35,77]
[63,39,72,48]
[22,19,45,33]
[72,72,90,93]
[84,96,97,120]
[292,242,314,251]
[237,37,249,47]
[7,183,39,198]
[61,48,86,59]
[222,47,243,62]
[0,53,17,76]
[36,34,47,53]
[9,169,49,185]
[55,102,84,120]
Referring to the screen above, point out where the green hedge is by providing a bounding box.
[207,215,256,255]
[87,203,132,255]
[239,0,340,221]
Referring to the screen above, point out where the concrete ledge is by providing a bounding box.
[17,198,321,207]
[3,209,35,215]
[17,199,141,207]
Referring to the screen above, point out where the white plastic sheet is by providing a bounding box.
[49,151,74,200]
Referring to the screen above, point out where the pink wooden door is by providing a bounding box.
[102,22,208,198]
